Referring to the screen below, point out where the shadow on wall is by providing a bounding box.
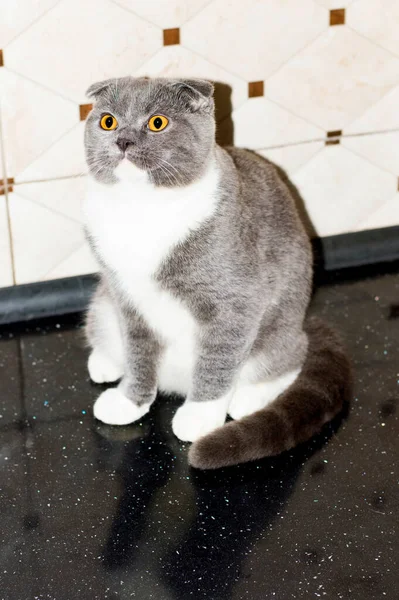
[213,81,234,147]
[213,81,316,239]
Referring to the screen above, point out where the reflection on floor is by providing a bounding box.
[1,264,398,599]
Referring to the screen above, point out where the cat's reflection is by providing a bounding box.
[94,416,173,569]
[96,404,346,599]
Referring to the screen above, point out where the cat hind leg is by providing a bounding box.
[228,369,300,420]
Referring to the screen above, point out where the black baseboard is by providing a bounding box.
[0,274,98,326]
[0,226,398,326]
[313,225,399,271]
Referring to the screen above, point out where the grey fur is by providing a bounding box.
[85,76,215,187]
[156,146,311,402]
[84,77,348,467]
[85,75,310,404]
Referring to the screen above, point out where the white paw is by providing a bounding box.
[88,350,123,384]
[172,399,228,443]
[93,388,151,426]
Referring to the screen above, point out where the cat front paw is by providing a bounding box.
[88,350,124,384]
[93,388,151,425]
[172,399,228,442]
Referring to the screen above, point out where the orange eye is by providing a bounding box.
[100,114,118,130]
[148,115,169,132]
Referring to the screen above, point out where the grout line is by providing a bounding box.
[345,22,399,65]
[6,65,78,106]
[3,192,16,286]
[341,25,399,131]
[110,0,163,32]
[264,15,330,86]
[41,241,87,281]
[15,173,87,186]
[259,94,326,136]
[179,0,215,26]
[14,188,85,226]
[15,121,81,181]
[339,140,398,179]
[3,0,61,50]
[352,195,394,231]
[342,127,399,138]
[0,97,17,285]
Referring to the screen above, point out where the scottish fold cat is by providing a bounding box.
[83,77,351,469]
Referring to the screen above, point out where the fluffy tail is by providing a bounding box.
[189,318,353,470]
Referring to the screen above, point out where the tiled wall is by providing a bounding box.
[1,0,399,287]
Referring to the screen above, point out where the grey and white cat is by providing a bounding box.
[83,77,352,469]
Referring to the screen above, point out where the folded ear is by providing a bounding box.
[170,79,214,113]
[86,78,115,99]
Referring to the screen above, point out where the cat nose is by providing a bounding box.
[116,138,134,152]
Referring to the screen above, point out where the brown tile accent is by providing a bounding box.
[248,81,264,98]
[163,28,180,46]
[0,50,3,67]
[330,9,345,26]
[80,103,93,120]
[327,130,342,138]
[0,178,14,195]
[326,130,342,145]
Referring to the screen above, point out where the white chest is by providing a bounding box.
[83,161,219,344]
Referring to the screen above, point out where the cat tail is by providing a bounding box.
[188,317,353,470]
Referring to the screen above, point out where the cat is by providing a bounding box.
[83,76,352,469]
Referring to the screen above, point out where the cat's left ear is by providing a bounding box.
[86,79,115,99]
[170,79,214,113]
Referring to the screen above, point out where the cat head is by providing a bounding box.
[84,76,215,187]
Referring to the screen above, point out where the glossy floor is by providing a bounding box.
[1,265,398,600]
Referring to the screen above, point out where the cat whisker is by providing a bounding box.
[151,156,182,185]
[154,162,174,186]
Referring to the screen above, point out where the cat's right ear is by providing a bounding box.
[86,79,114,99]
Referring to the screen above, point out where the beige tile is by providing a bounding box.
[355,193,399,231]
[0,197,13,287]
[233,97,323,150]
[8,191,84,284]
[348,0,399,58]
[354,193,399,232]
[258,142,324,175]
[0,0,58,47]
[343,131,399,177]
[16,123,86,183]
[0,68,77,179]
[16,177,87,223]
[5,0,162,103]
[267,27,399,131]
[114,0,210,28]
[44,242,99,280]
[315,0,354,7]
[182,0,327,81]
[292,145,396,236]
[345,82,399,134]
[135,45,247,117]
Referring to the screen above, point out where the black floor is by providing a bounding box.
[1,265,398,600]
